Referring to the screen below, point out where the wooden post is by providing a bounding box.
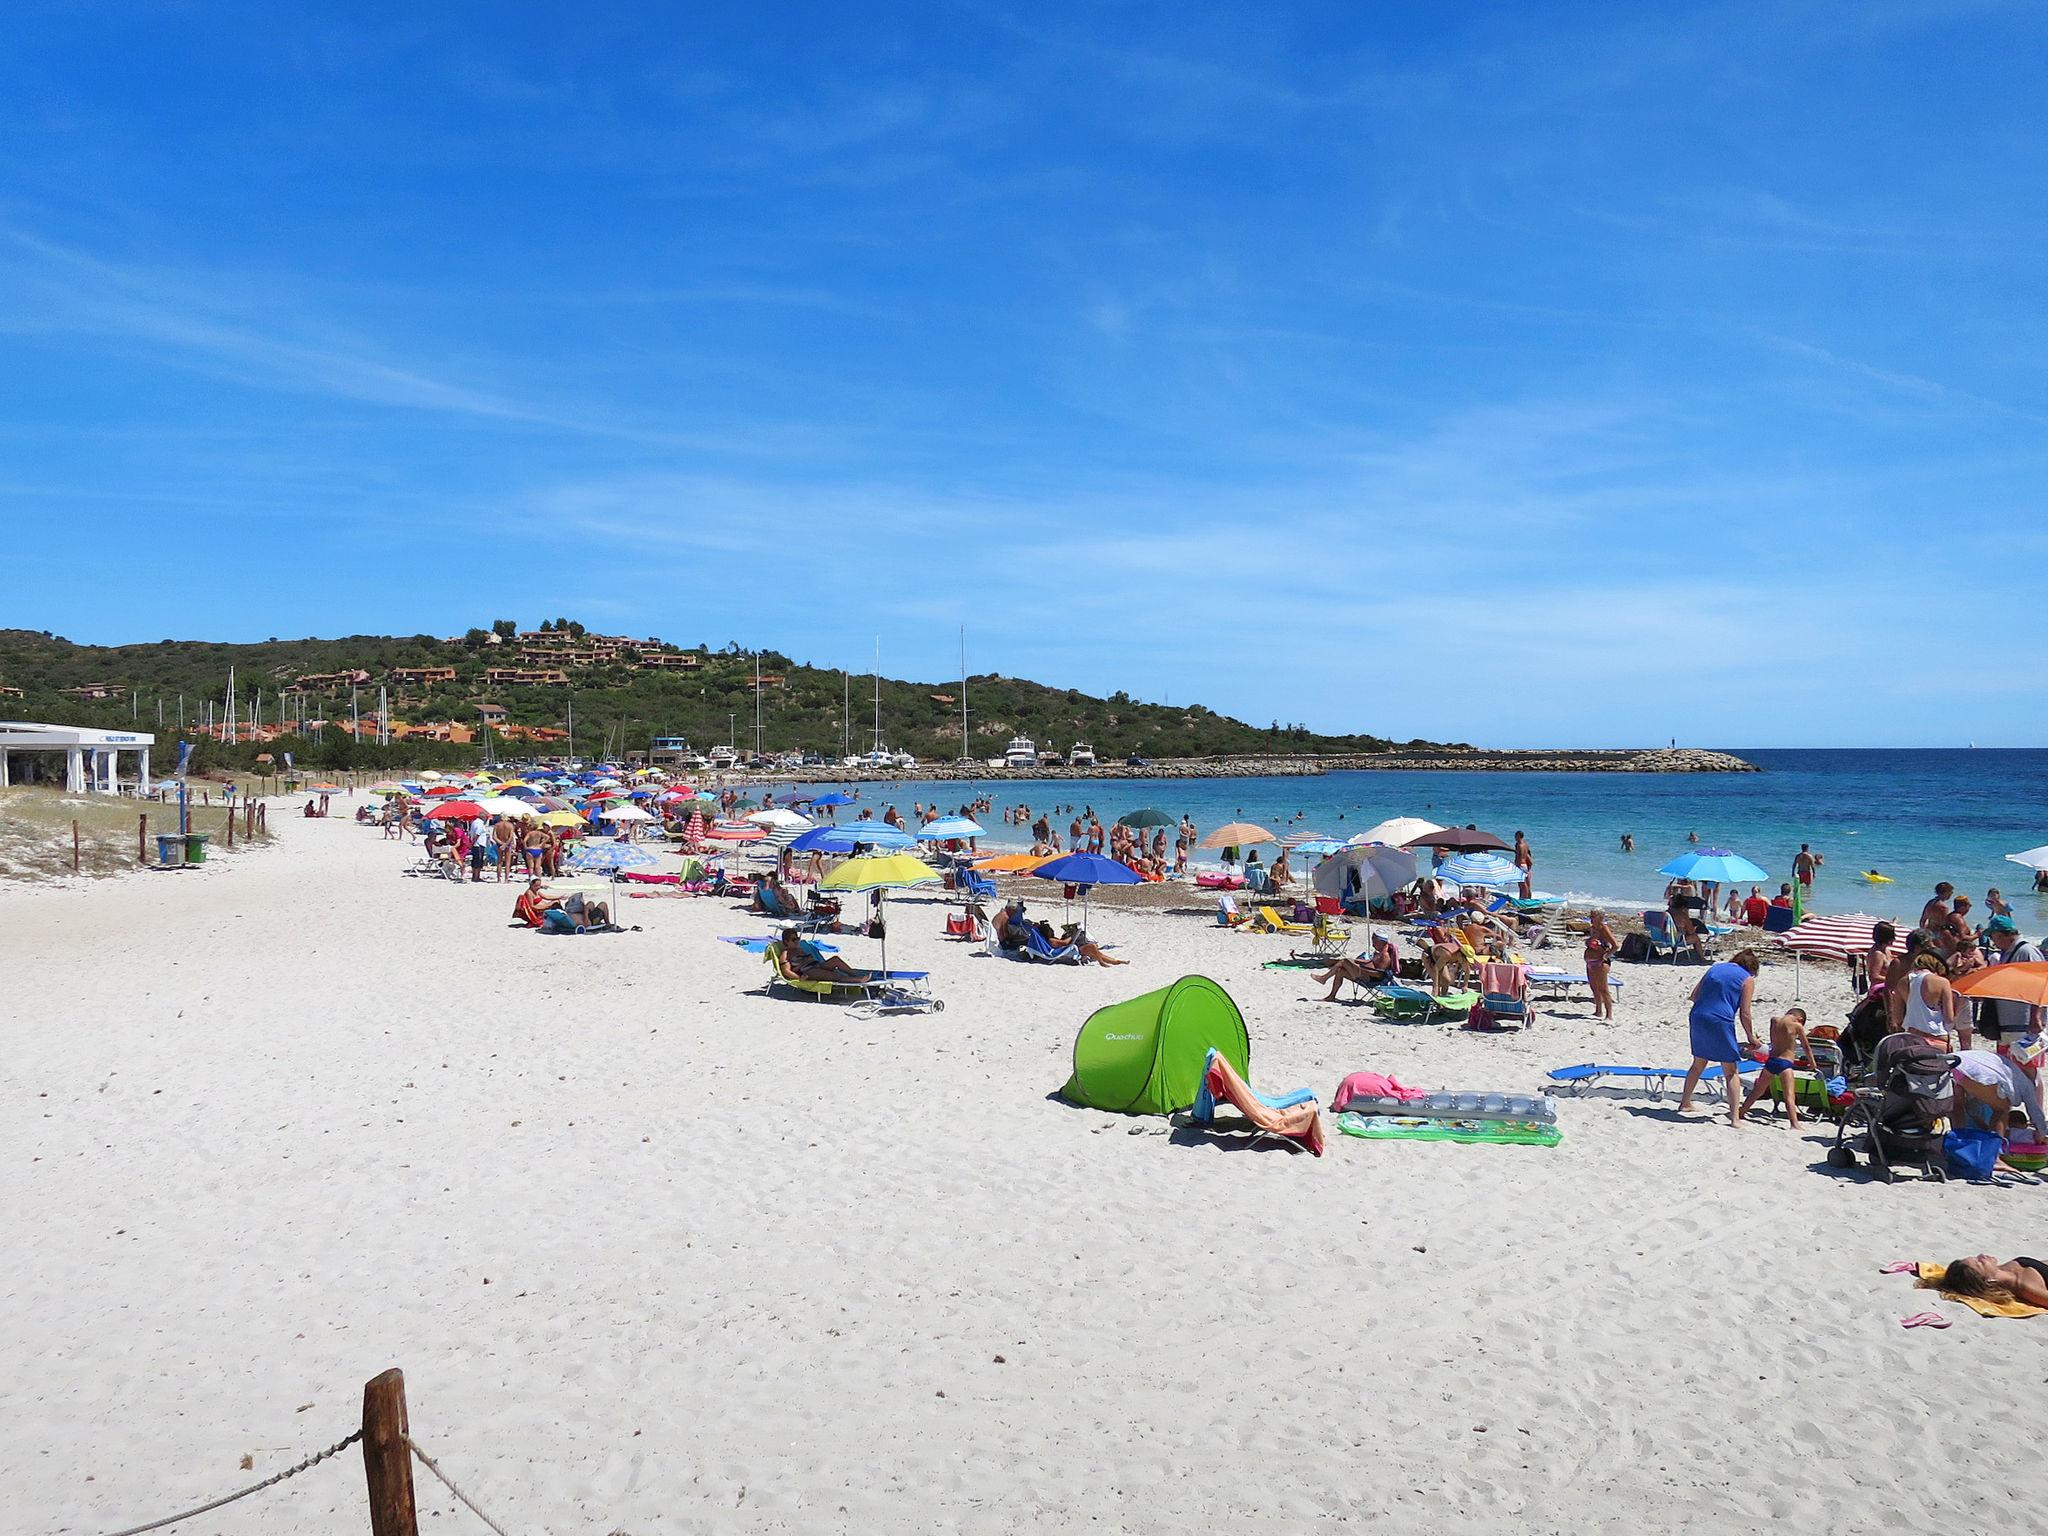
[360,1368,418,1536]
[224,803,235,849]
[72,820,81,874]
[139,813,148,865]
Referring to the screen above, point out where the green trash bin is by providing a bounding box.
[184,832,210,865]
[154,834,185,868]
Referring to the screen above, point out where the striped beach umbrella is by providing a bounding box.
[1774,913,1903,962]
[1434,850,1523,888]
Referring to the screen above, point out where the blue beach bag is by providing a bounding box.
[1943,1128,2002,1181]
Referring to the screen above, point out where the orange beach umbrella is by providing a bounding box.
[1953,963,2048,1007]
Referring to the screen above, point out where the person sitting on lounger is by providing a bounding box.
[751,874,797,916]
[998,901,1128,965]
[778,927,875,983]
[1931,1255,2048,1308]
[513,878,560,929]
[1312,932,1401,1002]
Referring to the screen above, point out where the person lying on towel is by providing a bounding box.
[779,927,876,983]
[1931,1255,2048,1309]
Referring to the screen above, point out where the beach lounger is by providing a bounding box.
[1474,962,1535,1030]
[1021,927,1083,963]
[1640,911,1684,962]
[762,943,940,1014]
[1546,1060,1762,1100]
[1187,1048,1323,1155]
[1251,904,1314,936]
[1370,983,1479,1022]
[1523,967,1627,1002]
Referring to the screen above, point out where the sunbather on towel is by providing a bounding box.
[1931,1255,2048,1309]
[779,927,876,983]
[1312,933,1401,1002]
[998,902,1127,965]
[513,879,561,929]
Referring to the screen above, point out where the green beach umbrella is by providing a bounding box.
[1116,808,1176,829]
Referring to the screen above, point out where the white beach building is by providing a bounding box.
[0,721,155,793]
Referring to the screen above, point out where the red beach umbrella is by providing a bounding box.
[426,799,484,820]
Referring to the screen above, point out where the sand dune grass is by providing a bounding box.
[0,787,270,882]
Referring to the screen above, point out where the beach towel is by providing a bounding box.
[512,892,552,928]
[1330,1071,1427,1111]
[1194,1049,1323,1156]
[1911,1263,2048,1319]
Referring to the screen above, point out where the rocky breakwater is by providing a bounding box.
[1333,747,1759,774]
[745,747,1756,785]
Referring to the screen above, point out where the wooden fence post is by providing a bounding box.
[361,1368,418,1536]
[139,813,148,865]
[224,802,235,848]
[72,820,81,874]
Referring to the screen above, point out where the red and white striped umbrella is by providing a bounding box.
[682,807,705,852]
[1774,913,1904,962]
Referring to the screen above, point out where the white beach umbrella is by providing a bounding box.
[746,808,813,830]
[600,804,653,822]
[472,795,537,817]
[1352,816,1444,848]
[2006,845,2048,872]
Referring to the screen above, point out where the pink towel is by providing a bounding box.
[1331,1071,1426,1110]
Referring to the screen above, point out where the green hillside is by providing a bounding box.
[0,623,1460,771]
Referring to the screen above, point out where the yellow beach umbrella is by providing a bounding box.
[538,810,583,827]
[819,854,939,977]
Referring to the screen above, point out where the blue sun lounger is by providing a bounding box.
[1548,1060,1761,1099]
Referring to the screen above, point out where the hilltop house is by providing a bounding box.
[485,668,570,687]
[286,669,373,694]
[389,666,457,686]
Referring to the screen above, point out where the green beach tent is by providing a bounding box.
[1060,974,1251,1115]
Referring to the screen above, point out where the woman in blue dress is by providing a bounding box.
[1678,950,1763,1125]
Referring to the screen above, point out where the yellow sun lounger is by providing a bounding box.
[1251,905,1315,935]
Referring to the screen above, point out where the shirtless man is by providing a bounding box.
[1512,831,1534,900]
[1739,1008,1821,1127]
[491,816,519,881]
[1793,843,1821,890]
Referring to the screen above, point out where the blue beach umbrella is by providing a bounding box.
[1030,851,1143,933]
[1657,848,1770,885]
[915,816,985,841]
[1435,850,1524,888]
[789,824,915,854]
[807,791,856,807]
[565,837,662,908]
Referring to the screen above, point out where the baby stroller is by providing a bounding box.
[1826,1037,1958,1183]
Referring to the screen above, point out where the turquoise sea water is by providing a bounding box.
[784,750,2048,927]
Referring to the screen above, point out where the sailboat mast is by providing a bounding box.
[959,624,968,762]
[871,636,881,754]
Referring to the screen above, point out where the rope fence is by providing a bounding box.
[98,1431,363,1536]
[69,1369,518,1536]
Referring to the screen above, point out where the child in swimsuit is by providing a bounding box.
[1739,1008,1820,1127]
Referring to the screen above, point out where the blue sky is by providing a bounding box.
[3,1,2043,747]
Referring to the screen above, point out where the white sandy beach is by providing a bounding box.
[6,807,2041,1534]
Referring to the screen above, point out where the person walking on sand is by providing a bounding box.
[1678,950,1763,1126]
[1740,1008,1821,1126]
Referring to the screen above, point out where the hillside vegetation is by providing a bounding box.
[0,624,1460,772]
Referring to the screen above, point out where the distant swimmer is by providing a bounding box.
[1621,833,1634,853]
[1862,870,1892,884]
[1688,831,1701,844]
